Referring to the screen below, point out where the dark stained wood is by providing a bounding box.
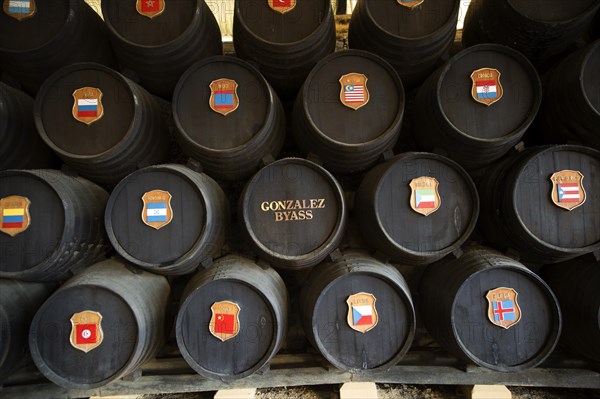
[535,41,600,150]
[292,50,404,174]
[173,56,285,181]
[102,0,222,99]
[355,152,479,265]
[233,0,335,97]
[28,259,170,389]
[477,145,600,264]
[0,0,116,95]
[105,164,229,276]
[0,280,55,382]
[176,255,287,381]
[542,255,600,363]
[418,246,562,372]
[412,44,542,170]
[34,63,171,185]
[300,251,415,372]
[240,158,347,269]
[463,0,600,69]
[0,169,110,282]
[0,83,58,170]
[349,0,459,89]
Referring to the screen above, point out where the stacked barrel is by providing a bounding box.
[0,0,599,391]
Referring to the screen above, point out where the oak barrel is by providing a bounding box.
[233,0,336,97]
[355,152,479,265]
[477,145,600,264]
[0,169,110,282]
[0,0,116,95]
[292,50,405,174]
[463,0,600,69]
[240,158,347,269]
[412,44,542,171]
[0,83,57,170]
[541,256,600,363]
[419,246,561,372]
[176,255,287,381]
[300,251,415,372]
[173,56,285,181]
[34,63,171,185]
[0,280,55,382]
[102,0,222,99]
[29,259,170,389]
[105,164,229,275]
[348,0,459,89]
[536,40,600,150]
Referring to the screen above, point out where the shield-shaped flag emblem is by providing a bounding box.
[72,87,104,125]
[141,190,173,230]
[550,170,586,211]
[470,67,503,106]
[268,0,296,14]
[209,78,240,116]
[3,0,36,21]
[396,0,425,9]
[70,310,104,353]
[340,73,369,110]
[136,0,165,19]
[209,301,241,342]
[346,292,378,333]
[409,176,441,216]
[0,195,31,237]
[485,287,522,330]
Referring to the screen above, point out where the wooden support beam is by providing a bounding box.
[214,388,256,399]
[468,385,512,399]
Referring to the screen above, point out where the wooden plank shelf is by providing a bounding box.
[1,351,598,398]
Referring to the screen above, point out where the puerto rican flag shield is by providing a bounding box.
[485,287,522,330]
[550,170,586,211]
[346,292,378,333]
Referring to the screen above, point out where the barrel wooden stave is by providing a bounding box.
[102,0,222,99]
[240,158,347,270]
[233,0,336,98]
[463,0,600,69]
[0,280,55,382]
[477,145,600,264]
[412,44,542,171]
[0,0,116,95]
[292,50,404,174]
[0,169,110,282]
[348,0,459,89]
[419,246,561,372]
[105,164,229,275]
[176,255,287,381]
[29,259,170,389]
[0,83,58,170]
[173,56,286,181]
[355,152,479,265]
[34,63,171,185]
[300,251,415,372]
[536,40,600,150]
